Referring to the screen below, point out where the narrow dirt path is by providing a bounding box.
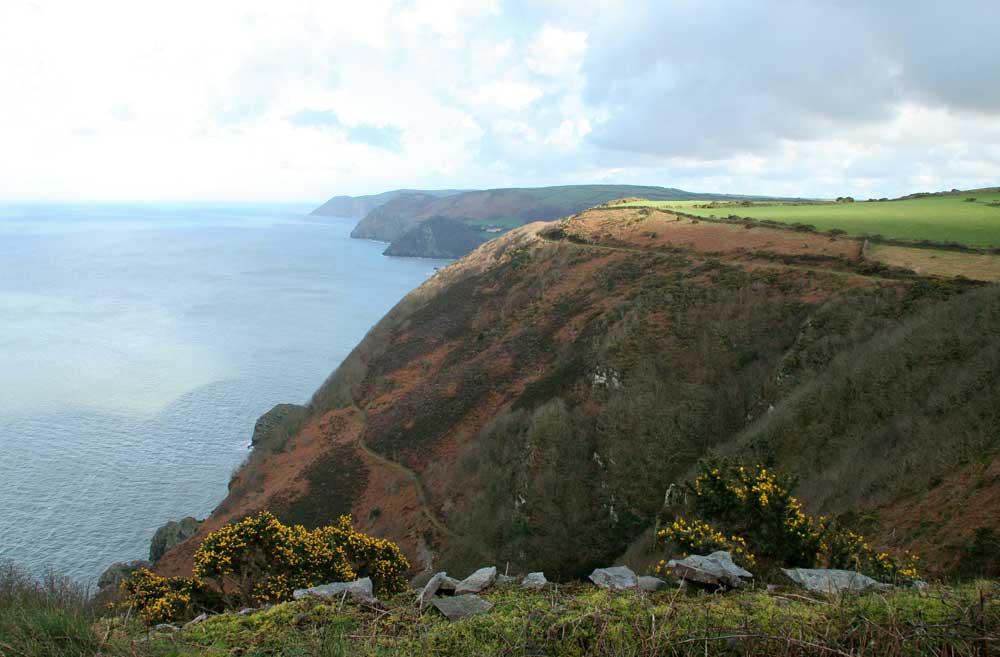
[350,402,457,539]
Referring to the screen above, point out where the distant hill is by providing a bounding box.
[345,184,786,257]
[383,217,489,258]
[311,189,468,218]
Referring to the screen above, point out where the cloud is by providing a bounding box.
[0,0,997,201]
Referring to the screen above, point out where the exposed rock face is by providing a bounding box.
[638,576,669,592]
[293,577,375,602]
[454,567,497,595]
[781,568,883,594]
[250,403,308,451]
[522,572,547,590]
[98,559,152,590]
[351,192,441,242]
[667,552,753,588]
[149,517,202,562]
[589,566,638,591]
[432,594,493,621]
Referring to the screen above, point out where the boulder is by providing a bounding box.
[97,559,153,590]
[522,572,547,591]
[781,568,882,594]
[293,577,375,603]
[417,572,448,607]
[638,576,669,592]
[589,566,638,591]
[237,608,257,616]
[438,575,461,592]
[432,594,493,621]
[495,574,516,586]
[912,579,930,592]
[149,517,202,562]
[183,613,208,628]
[667,552,753,588]
[454,567,497,595]
[152,623,179,632]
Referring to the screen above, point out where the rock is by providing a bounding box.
[98,560,153,590]
[183,613,208,628]
[250,403,308,451]
[912,579,930,592]
[667,552,753,588]
[431,594,494,621]
[454,567,497,595]
[153,623,179,632]
[638,576,669,592]
[781,568,882,594]
[522,572,547,590]
[293,577,375,603]
[495,574,516,586]
[149,517,202,562]
[438,575,461,592]
[237,608,257,616]
[589,566,638,591]
[417,572,448,607]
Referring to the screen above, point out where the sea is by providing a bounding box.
[0,203,448,585]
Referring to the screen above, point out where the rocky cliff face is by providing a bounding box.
[156,207,1000,580]
[383,217,488,259]
[349,192,440,242]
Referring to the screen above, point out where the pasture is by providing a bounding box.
[615,190,1000,248]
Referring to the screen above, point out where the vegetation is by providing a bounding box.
[658,460,920,582]
[613,190,1000,247]
[4,558,998,657]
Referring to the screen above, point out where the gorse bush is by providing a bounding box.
[660,459,920,582]
[192,511,408,607]
[119,568,221,625]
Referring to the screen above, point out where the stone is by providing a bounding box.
[495,574,516,586]
[522,572,547,590]
[912,579,930,592]
[417,572,448,607]
[781,568,882,594]
[431,594,494,621]
[183,613,208,628]
[293,577,375,603]
[153,623,179,632]
[149,517,202,562]
[638,576,669,592]
[98,560,153,590]
[667,551,753,588]
[237,608,256,616]
[589,566,638,591]
[438,575,461,592]
[454,567,497,595]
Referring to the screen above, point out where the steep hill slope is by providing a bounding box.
[350,184,784,257]
[349,191,442,241]
[156,207,999,582]
[311,189,467,218]
[383,217,488,258]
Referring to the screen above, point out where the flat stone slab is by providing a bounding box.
[522,572,547,590]
[454,567,497,595]
[589,566,638,591]
[638,576,669,592]
[417,572,448,606]
[432,594,494,621]
[667,551,752,588]
[293,577,375,602]
[781,568,882,594]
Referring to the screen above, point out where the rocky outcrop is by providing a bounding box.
[293,577,375,603]
[149,517,202,562]
[432,593,493,621]
[351,192,441,242]
[781,568,885,594]
[250,403,308,452]
[589,566,638,591]
[98,559,152,590]
[667,552,753,588]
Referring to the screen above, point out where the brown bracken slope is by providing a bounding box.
[157,207,1000,580]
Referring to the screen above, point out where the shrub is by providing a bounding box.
[119,568,220,625]
[660,460,920,582]
[193,511,408,607]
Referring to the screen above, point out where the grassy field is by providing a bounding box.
[614,190,1000,248]
[870,243,1000,282]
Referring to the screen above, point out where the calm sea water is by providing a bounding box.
[0,203,448,585]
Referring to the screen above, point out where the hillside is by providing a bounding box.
[156,205,1000,583]
[311,189,467,218]
[383,217,489,258]
[348,184,789,258]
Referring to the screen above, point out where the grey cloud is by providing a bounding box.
[580,0,1000,159]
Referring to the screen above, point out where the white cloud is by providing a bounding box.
[0,0,997,202]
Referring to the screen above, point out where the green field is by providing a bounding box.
[615,190,1000,248]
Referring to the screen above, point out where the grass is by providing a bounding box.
[614,191,1000,248]
[89,580,1000,656]
[869,243,1000,282]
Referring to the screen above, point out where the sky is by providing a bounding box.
[1,0,999,202]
